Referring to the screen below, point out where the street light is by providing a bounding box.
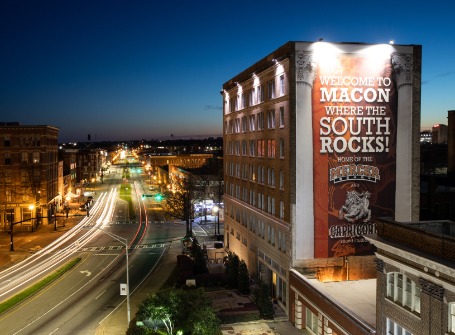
[212,205,220,236]
[9,206,35,251]
[29,204,35,232]
[87,226,131,324]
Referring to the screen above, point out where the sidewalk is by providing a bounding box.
[0,206,83,270]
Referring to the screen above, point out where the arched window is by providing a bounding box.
[386,272,420,314]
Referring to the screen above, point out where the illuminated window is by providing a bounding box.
[267,139,276,158]
[257,139,265,157]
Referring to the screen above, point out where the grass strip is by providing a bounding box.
[0,257,81,314]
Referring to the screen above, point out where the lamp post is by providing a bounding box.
[212,205,219,236]
[29,204,35,232]
[9,207,35,252]
[88,226,131,324]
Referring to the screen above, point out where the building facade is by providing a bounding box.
[367,218,455,335]
[222,41,421,333]
[0,123,60,229]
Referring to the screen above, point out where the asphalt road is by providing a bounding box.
[0,165,182,335]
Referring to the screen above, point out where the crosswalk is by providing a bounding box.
[78,243,167,252]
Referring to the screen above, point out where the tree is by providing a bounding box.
[237,260,250,295]
[161,174,199,236]
[226,252,239,289]
[253,281,274,318]
[133,288,219,335]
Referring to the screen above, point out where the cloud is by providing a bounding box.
[422,71,455,85]
[204,105,222,111]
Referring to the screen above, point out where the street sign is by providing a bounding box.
[120,283,128,296]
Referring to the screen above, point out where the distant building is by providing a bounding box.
[0,122,60,229]
[222,41,421,333]
[448,110,455,180]
[420,130,432,143]
[367,217,455,335]
[432,124,448,144]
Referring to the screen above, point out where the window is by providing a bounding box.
[279,170,284,189]
[267,80,275,99]
[280,201,285,219]
[268,168,275,187]
[249,115,256,131]
[267,197,275,216]
[4,152,11,165]
[306,308,318,334]
[267,109,275,129]
[249,140,255,156]
[249,164,255,182]
[267,139,276,158]
[241,140,247,156]
[257,166,265,184]
[387,273,420,314]
[257,139,265,157]
[279,106,285,127]
[279,75,285,96]
[279,138,285,158]
[449,303,455,333]
[257,112,265,130]
[278,229,286,251]
[234,119,241,133]
[386,318,413,335]
[4,136,11,147]
[22,152,28,164]
[256,85,263,104]
[241,116,247,132]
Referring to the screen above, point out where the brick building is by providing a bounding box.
[0,122,60,229]
[367,218,455,335]
[222,41,421,334]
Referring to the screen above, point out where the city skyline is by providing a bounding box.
[1,0,454,143]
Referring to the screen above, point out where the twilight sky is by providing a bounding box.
[1,0,454,143]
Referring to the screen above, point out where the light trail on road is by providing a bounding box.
[0,187,118,299]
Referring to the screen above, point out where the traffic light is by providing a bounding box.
[155,193,162,201]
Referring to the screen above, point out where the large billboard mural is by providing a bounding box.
[311,47,399,258]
